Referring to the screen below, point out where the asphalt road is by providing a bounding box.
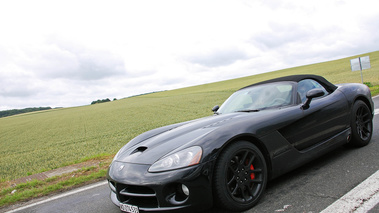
[6,96,379,213]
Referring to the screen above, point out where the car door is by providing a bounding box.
[279,79,350,151]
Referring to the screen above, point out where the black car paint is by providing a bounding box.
[107,76,374,212]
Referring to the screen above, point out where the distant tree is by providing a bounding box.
[91,98,111,105]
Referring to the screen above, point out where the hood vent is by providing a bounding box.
[130,146,148,155]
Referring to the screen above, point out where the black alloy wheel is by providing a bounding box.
[350,100,373,147]
[213,141,267,212]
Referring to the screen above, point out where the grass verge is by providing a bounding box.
[369,85,379,96]
[0,156,112,208]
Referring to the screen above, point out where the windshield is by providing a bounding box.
[217,82,295,114]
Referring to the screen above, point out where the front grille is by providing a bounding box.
[115,183,159,208]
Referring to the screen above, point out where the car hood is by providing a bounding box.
[113,111,274,165]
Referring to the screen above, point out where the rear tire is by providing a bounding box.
[350,100,373,147]
[213,141,267,212]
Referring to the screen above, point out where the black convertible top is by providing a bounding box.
[240,74,337,93]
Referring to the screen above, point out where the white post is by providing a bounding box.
[358,57,364,84]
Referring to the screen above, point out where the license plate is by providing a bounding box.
[120,203,139,213]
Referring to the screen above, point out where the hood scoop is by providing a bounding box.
[130,146,148,155]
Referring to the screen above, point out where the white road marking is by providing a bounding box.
[355,192,379,213]
[320,170,379,213]
[373,94,378,114]
[5,180,108,213]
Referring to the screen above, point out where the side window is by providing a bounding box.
[297,79,329,103]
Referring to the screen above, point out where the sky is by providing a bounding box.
[0,0,378,110]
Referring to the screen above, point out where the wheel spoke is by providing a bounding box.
[361,111,369,118]
[247,186,255,198]
[231,183,239,195]
[362,119,371,125]
[228,156,239,171]
[241,151,249,164]
[360,129,370,138]
[357,108,369,121]
[360,108,365,114]
[246,155,255,168]
[250,178,263,184]
[227,175,236,185]
[241,186,251,201]
[249,168,262,177]
[358,128,363,139]
[228,164,236,172]
[231,156,239,164]
[362,126,370,133]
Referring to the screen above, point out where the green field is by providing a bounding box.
[1,51,378,181]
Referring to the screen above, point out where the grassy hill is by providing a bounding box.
[1,51,378,181]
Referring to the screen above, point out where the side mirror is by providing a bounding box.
[301,89,325,110]
[212,105,219,114]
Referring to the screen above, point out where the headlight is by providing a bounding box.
[148,146,202,172]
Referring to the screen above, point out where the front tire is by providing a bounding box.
[350,100,373,147]
[213,141,267,212]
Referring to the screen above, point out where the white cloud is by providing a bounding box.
[0,0,378,110]
[184,47,249,67]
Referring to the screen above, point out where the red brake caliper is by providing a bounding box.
[250,164,255,180]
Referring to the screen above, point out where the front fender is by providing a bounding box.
[337,83,374,115]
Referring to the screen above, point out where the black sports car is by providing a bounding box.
[107,75,374,213]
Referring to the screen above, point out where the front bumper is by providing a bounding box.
[107,161,213,212]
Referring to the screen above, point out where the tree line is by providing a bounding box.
[0,107,52,118]
[91,98,117,105]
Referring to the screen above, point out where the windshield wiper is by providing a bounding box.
[235,109,260,113]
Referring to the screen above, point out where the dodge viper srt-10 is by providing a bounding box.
[107,75,374,212]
